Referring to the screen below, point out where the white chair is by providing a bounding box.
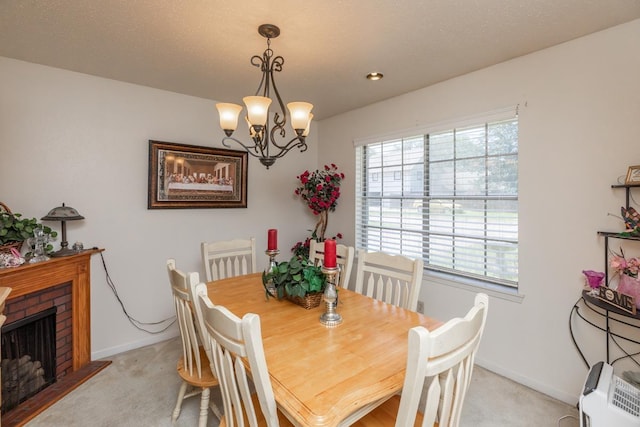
[308,240,355,288]
[353,293,489,427]
[167,259,220,427]
[201,237,257,281]
[192,282,293,426]
[354,249,424,311]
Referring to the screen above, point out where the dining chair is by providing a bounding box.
[201,237,257,282]
[308,239,355,288]
[352,293,489,427]
[354,249,424,311]
[166,259,220,427]
[192,282,294,427]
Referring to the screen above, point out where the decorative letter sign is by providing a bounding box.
[597,286,636,315]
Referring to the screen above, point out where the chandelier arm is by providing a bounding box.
[251,53,268,96]
[269,136,309,158]
[269,56,287,129]
[222,136,268,159]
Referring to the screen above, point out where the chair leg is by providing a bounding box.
[210,398,224,421]
[198,387,211,427]
[172,381,188,422]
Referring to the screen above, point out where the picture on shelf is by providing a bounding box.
[625,165,640,185]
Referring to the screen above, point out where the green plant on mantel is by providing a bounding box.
[0,211,58,253]
[262,255,326,299]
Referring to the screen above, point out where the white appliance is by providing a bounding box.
[579,361,640,427]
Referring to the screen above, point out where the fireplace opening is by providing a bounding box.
[1,306,57,414]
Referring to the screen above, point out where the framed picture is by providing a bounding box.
[625,165,640,185]
[148,140,248,209]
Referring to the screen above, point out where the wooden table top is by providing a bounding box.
[207,273,441,426]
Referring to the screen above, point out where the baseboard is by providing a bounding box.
[475,357,579,406]
[91,330,180,360]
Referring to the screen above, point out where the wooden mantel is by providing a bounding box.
[0,248,102,370]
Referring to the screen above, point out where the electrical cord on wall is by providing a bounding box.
[98,251,176,333]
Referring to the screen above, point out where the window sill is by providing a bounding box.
[423,270,524,303]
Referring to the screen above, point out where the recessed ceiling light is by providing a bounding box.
[366,72,384,81]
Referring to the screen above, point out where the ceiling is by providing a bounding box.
[1,1,639,120]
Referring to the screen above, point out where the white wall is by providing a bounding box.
[318,19,640,404]
[0,57,319,358]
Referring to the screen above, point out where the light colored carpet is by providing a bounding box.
[25,337,579,427]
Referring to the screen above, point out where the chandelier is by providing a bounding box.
[216,24,313,169]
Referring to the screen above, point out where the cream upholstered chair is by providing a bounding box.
[308,240,355,288]
[167,259,220,427]
[201,237,257,282]
[354,249,424,311]
[192,282,293,427]
[353,293,489,427]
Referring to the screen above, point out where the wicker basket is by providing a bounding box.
[0,202,24,254]
[285,292,324,309]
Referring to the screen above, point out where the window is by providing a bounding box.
[355,113,518,288]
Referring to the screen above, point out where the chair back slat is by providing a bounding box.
[354,249,423,311]
[202,238,257,281]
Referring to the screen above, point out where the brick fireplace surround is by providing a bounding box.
[0,249,110,427]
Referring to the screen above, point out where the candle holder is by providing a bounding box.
[320,265,342,327]
[264,249,280,298]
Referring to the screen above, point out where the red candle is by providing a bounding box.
[324,239,337,268]
[267,229,278,251]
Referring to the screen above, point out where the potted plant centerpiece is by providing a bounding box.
[0,203,58,255]
[262,255,326,309]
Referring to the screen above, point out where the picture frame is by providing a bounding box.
[148,140,248,209]
[625,165,640,185]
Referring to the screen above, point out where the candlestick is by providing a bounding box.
[264,248,280,299]
[323,238,337,268]
[320,265,342,327]
[267,229,278,251]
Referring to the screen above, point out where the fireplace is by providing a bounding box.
[1,306,57,413]
[0,249,109,427]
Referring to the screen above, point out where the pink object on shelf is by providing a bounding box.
[267,229,278,251]
[617,274,640,309]
[582,270,605,289]
[324,239,337,268]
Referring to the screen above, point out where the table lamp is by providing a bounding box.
[41,203,85,257]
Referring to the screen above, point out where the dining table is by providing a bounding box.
[206,272,441,427]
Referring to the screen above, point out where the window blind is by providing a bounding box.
[355,112,519,288]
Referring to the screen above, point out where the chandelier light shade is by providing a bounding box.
[216,24,313,169]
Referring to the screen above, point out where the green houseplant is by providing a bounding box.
[262,255,326,308]
[0,209,58,254]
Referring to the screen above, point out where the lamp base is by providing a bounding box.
[51,247,79,257]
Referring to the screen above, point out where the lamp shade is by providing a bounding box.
[41,204,84,221]
[302,113,314,137]
[287,102,313,131]
[243,96,272,126]
[216,103,243,132]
